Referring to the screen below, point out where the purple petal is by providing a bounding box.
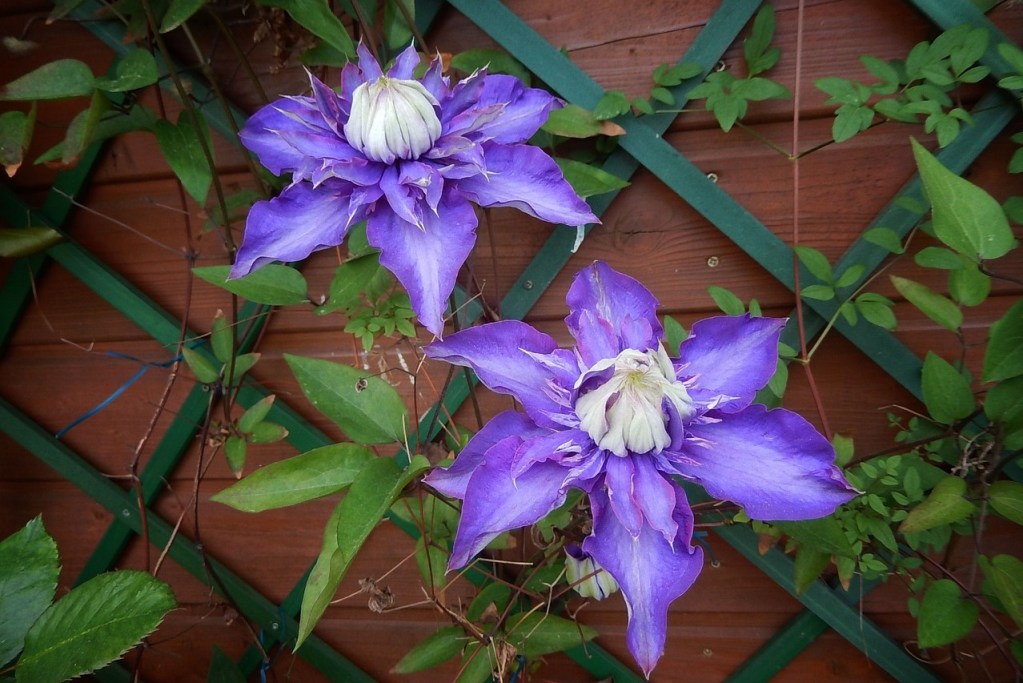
[566,261,662,365]
[425,411,539,499]
[449,437,571,568]
[388,43,421,79]
[230,182,362,278]
[356,42,382,81]
[509,428,588,479]
[455,143,598,226]
[425,320,575,426]
[474,75,557,144]
[603,455,680,545]
[239,97,323,175]
[679,405,858,520]
[367,189,477,337]
[584,488,703,677]
[678,315,785,412]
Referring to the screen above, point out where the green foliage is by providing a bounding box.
[554,158,629,198]
[1,519,174,682]
[154,113,214,205]
[0,105,35,176]
[0,228,62,259]
[818,25,991,146]
[258,0,356,59]
[213,443,374,512]
[917,579,979,647]
[504,611,598,656]
[391,626,464,674]
[984,299,1023,383]
[193,264,309,306]
[297,455,428,648]
[688,5,790,132]
[900,475,975,533]
[285,354,408,444]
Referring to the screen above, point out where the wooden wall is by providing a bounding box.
[2,1,1022,681]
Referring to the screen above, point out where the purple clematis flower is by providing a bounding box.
[424,261,857,677]
[233,43,597,337]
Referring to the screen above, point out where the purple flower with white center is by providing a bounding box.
[232,43,598,337]
[424,261,857,677]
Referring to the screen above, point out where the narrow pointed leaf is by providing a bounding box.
[984,299,1023,383]
[154,113,213,205]
[212,442,375,512]
[554,158,629,198]
[0,227,62,258]
[505,612,598,657]
[921,352,974,424]
[391,626,464,674]
[296,455,428,648]
[891,276,962,331]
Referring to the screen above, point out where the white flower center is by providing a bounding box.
[344,76,441,163]
[574,344,695,456]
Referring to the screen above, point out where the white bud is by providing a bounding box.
[575,344,695,456]
[344,76,442,163]
[565,549,618,600]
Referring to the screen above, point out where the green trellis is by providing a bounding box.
[0,0,1017,680]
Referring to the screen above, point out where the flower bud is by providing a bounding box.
[344,76,442,163]
[565,546,618,600]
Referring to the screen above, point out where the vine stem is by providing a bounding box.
[788,0,832,439]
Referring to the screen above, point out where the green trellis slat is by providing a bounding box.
[0,396,375,683]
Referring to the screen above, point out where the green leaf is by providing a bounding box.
[855,292,897,330]
[890,275,962,331]
[206,646,246,683]
[543,104,614,138]
[458,644,495,683]
[863,227,904,254]
[835,263,866,289]
[224,435,246,476]
[662,315,687,355]
[0,517,58,667]
[161,0,206,32]
[259,0,356,59]
[236,395,273,434]
[591,91,630,120]
[554,158,628,198]
[911,138,1015,261]
[181,346,220,384]
[985,375,1023,449]
[2,59,95,100]
[391,626,464,674]
[297,455,427,648]
[775,517,857,558]
[861,55,900,85]
[949,263,990,307]
[467,583,512,622]
[16,571,174,682]
[649,86,674,105]
[414,536,448,590]
[707,285,744,315]
[984,554,1023,629]
[34,104,156,166]
[899,475,975,533]
[914,246,964,270]
[0,228,63,258]
[212,442,374,512]
[744,4,775,71]
[989,481,1023,526]
[224,352,259,386]
[209,310,232,364]
[94,49,159,92]
[154,113,212,205]
[60,91,109,166]
[794,245,833,283]
[248,421,288,444]
[800,284,835,301]
[193,265,308,306]
[0,105,35,177]
[921,352,974,424]
[285,354,407,444]
[505,612,598,657]
[984,299,1023,383]
[917,579,978,647]
[449,49,531,86]
[793,546,831,594]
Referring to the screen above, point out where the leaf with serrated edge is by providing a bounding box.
[16,571,174,682]
[0,517,58,667]
[212,442,374,512]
